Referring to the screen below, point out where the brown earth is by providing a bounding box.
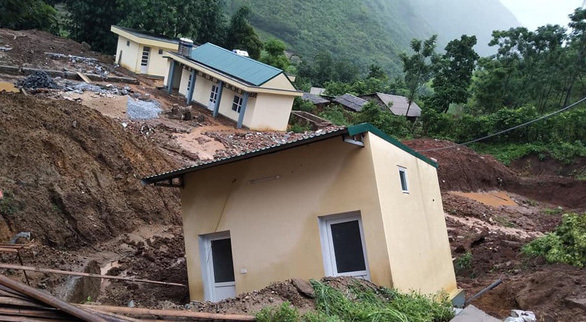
[0,92,181,248]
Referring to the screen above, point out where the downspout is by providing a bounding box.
[213,81,224,118]
[237,92,249,129]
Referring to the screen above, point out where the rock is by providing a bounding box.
[291,278,315,298]
[565,297,586,311]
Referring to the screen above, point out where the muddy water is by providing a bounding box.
[0,82,18,92]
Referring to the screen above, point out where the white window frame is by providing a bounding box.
[318,211,370,280]
[210,85,219,104]
[232,94,243,112]
[398,166,409,193]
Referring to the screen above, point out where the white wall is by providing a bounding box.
[116,36,140,73]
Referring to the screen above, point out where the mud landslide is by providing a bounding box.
[0,93,181,247]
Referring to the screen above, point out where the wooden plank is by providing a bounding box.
[0,307,71,320]
[76,72,92,83]
[0,296,49,309]
[0,314,67,322]
[0,275,105,322]
[0,264,185,287]
[79,304,256,321]
[0,248,18,253]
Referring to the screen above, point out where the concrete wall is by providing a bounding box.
[115,35,175,77]
[180,134,412,301]
[369,134,458,297]
[261,74,296,91]
[192,76,215,111]
[116,36,140,73]
[248,93,294,131]
[179,67,191,96]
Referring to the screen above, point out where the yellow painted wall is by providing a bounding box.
[192,76,214,110]
[261,74,296,91]
[145,46,173,77]
[247,93,294,131]
[163,59,171,86]
[180,134,405,301]
[368,134,458,296]
[116,36,140,73]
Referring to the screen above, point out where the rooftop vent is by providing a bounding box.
[178,38,194,56]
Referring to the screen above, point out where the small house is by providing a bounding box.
[111,25,180,77]
[334,93,368,112]
[163,43,302,131]
[142,124,462,305]
[360,93,422,119]
[301,92,330,109]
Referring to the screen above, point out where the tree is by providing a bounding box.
[194,0,226,45]
[225,6,263,59]
[399,35,438,117]
[367,64,387,80]
[260,38,289,70]
[0,0,57,33]
[64,0,122,53]
[564,8,586,106]
[429,35,479,113]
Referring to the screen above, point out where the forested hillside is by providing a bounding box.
[224,0,519,73]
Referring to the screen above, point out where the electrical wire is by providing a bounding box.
[416,96,586,152]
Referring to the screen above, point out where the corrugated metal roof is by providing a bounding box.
[376,93,422,117]
[188,43,283,86]
[334,94,368,112]
[112,25,179,44]
[302,93,330,104]
[141,124,438,185]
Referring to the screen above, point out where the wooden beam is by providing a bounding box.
[0,264,185,287]
[79,305,256,321]
[76,72,92,83]
[0,296,49,309]
[0,307,70,320]
[0,275,105,322]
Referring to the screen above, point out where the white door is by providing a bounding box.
[319,212,370,280]
[140,47,150,74]
[208,85,219,111]
[200,232,236,302]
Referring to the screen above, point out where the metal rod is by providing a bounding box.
[465,279,502,305]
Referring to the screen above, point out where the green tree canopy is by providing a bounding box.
[225,6,263,59]
[260,38,289,70]
[0,0,57,33]
[65,0,122,53]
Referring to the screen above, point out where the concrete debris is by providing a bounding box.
[45,52,98,63]
[504,310,537,322]
[9,232,31,244]
[565,297,586,311]
[450,305,500,322]
[16,71,60,89]
[0,46,12,51]
[127,98,163,120]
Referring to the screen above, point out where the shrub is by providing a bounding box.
[454,252,473,274]
[522,213,586,267]
[256,301,299,322]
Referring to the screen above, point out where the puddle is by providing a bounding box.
[0,82,19,93]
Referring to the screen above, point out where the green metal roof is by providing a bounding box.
[188,43,283,86]
[141,124,437,185]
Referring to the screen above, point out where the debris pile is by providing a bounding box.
[16,71,60,89]
[127,98,163,120]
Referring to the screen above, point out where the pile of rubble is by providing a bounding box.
[16,71,60,89]
[45,52,109,77]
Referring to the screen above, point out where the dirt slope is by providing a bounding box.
[0,93,180,248]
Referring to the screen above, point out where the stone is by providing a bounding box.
[565,297,586,312]
[291,278,315,298]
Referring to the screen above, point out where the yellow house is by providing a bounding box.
[111,25,180,77]
[142,124,463,305]
[163,43,302,131]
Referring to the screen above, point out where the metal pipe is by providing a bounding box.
[465,279,502,305]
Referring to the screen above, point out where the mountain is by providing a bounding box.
[223,0,520,74]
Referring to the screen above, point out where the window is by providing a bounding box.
[158,49,163,55]
[126,40,130,46]
[209,85,219,104]
[232,95,243,112]
[186,72,193,92]
[398,167,408,193]
[318,212,370,279]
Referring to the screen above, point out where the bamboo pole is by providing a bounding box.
[0,307,70,319]
[0,275,106,322]
[0,264,185,287]
[79,305,256,321]
[0,296,49,309]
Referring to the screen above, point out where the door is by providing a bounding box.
[208,85,219,111]
[140,46,150,74]
[200,232,236,301]
[319,212,370,279]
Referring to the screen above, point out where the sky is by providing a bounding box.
[500,0,583,30]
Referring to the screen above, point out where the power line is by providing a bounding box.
[416,96,586,152]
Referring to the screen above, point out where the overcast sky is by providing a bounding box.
[500,0,583,30]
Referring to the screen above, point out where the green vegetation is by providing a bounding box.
[0,190,21,218]
[522,213,586,267]
[256,280,453,322]
[0,0,58,33]
[454,252,473,274]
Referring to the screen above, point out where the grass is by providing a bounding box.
[454,252,472,274]
[256,279,454,322]
[494,215,516,228]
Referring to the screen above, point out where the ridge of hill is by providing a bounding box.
[224,0,519,73]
